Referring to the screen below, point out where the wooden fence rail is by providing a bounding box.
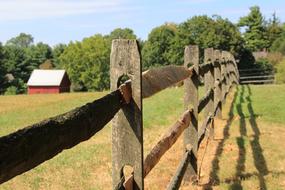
[0,39,239,190]
[239,68,274,84]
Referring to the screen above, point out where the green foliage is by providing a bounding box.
[6,33,34,48]
[271,37,285,55]
[0,43,7,93]
[270,24,285,55]
[177,15,243,65]
[3,45,27,79]
[266,13,283,48]
[1,12,284,94]
[4,86,18,95]
[255,58,274,70]
[142,23,177,69]
[59,34,110,91]
[1,34,53,94]
[25,42,53,75]
[238,6,269,51]
[52,43,67,68]
[108,28,137,40]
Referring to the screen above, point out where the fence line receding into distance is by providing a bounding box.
[0,39,239,190]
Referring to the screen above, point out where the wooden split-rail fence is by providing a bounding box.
[0,39,239,189]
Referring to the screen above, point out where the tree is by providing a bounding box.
[142,23,177,69]
[270,24,285,54]
[3,34,53,94]
[6,33,34,48]
[3,45,28,93]
[168,16,244,65]
[108,28,144,50]
[59,34,110,91]
[266,13,283,48]
[0,43,7,93]
[108,28,137,40]
[25,42,53,73]
[238,6,269,51]
[52,43,67,68]
[3,45,27,80]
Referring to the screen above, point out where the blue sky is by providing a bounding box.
[0,0,284,46]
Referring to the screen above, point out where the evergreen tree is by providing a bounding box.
[266,12,283,47]
[238,6,269,51]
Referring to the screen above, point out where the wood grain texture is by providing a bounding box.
[0,90,123,184]
[110,39,143,190]
[183,45,199,181]
[143,110,192,178]
[142,65,193,98]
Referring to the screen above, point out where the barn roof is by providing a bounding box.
[27,70,67,86]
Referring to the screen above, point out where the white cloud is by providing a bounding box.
[0,0,125,21]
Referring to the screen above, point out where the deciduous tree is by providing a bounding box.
[59,34,110,91]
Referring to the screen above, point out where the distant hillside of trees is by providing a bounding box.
[1,6,284,94]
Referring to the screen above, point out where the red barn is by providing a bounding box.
[27,70,71,94]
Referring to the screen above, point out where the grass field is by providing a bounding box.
[198,84,285,190]
[0,84,285,189]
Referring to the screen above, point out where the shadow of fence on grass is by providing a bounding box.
[205,85,269,190]
[246,85,268,189]
[205,88,238,187]
[228,85,268,189]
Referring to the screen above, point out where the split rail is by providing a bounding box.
[0,39,239,189]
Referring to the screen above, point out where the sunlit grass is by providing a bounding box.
[0,84,285,189]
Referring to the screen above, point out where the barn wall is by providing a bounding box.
[28,86,60,94]
[59,73,71,93]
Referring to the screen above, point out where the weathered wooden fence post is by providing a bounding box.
[183,45,199,182]
[221,51,227,101]
[226,53,231,92]
[110,39,143,190]
[231,55,239,84]
[228,53,234,87]
[204,48,215,138]
[214,50,222,119]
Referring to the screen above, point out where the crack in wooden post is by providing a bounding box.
[183,45,199,183]
[111,39,143,190]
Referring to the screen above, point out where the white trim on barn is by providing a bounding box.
[27,70,67,86]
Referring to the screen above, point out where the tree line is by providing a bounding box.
[0,6,284,94]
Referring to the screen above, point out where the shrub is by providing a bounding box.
[255,58,274,70]
[4,86,18,95]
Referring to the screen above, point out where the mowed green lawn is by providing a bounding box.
[0,84,285,189]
